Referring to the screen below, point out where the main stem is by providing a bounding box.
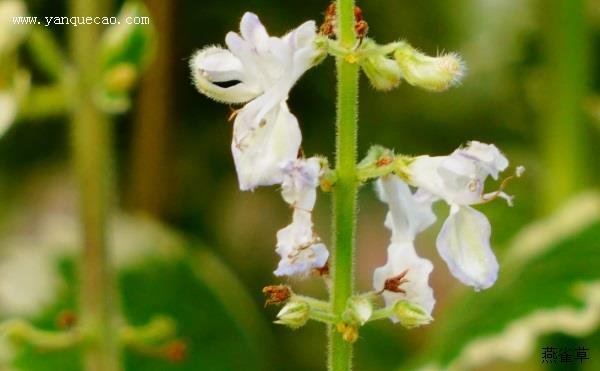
[69,0,121,370]
[329,0,359,370]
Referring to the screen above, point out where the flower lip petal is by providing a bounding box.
[232,102,302,191]
[376,175,436,241]
[373,241,435,321]
[374,176,436,322]
[436,205,499,290]
[190,46,262,104]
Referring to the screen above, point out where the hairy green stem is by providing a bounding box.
[310,310,338,325]
[69,0,121,369]
[328,0,359,370]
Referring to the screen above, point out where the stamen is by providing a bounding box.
[468,179,480,192]
[479,166,525,205]
[228,106,242,122]
[380,269,410,294]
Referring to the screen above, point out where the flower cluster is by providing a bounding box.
[373,141,523,323]
[191,10,521,332]
[190,12,329,276]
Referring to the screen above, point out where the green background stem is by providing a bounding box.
[329,0,359,370]
[69,0,121,369]
[539,0,588,214]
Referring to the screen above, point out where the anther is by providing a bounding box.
[382,269,410,294]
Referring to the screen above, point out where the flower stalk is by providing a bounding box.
[69,0,121,369]
[329,0,359,369]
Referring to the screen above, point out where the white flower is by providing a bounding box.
[372,175,436,320]
[408,141,510,290]
[274,158,328,276]
[190,12,322,190]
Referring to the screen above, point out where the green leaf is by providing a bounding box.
[0,215,272,370]
[404,192,600,371]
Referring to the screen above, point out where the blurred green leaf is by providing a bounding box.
[403,192,600,371]
[1,215,272,370]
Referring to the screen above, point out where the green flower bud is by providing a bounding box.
[361,40,402,91]
[393,300,433,329]
[343,297,373,326]
[394,41,465,92]
[275,300,310,329]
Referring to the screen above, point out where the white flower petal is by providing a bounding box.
[459,141,509,180]
[274,209,328,276]
[232,101,301,191]
[374,175,436,321]
[274,157,328,276]
[376,175,436,242]
[239,12,270,50]
[285,21,320,78]
[409,141,510,205]
[373,241,435,321]
[436,205,499,290]
[225,20,285,90]
[280,157,320,210]
[190,46,262,104]
[192,12,320,191]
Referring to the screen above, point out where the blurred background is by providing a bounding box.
[1,0,599,370]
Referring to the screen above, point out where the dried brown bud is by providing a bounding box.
[355,20,369,39]
[262,285,292,306]
[56,310,77,329]
[319,3,368,39]
[163,340,187,363]
[384,269,409,294]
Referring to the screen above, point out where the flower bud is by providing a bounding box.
[393,300,433,329]
[394,42,465,92]
[361,53,402,91]
[343,297,373,326]
[275,300,310,329]
[262,285,291,306]
[342,325,359,343]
